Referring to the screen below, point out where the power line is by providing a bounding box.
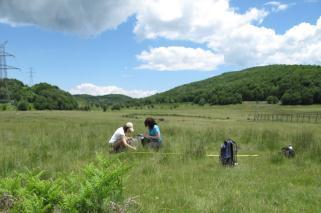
[28,67,36,86]
[0,41,20,79]
[0,41,20,103]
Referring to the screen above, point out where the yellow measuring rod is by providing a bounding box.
[131,152,259,157]
[206,154,259,157]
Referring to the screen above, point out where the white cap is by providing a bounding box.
[126,122,134,132]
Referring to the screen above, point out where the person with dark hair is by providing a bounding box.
[143,117,162,150]
[108,122,137,153]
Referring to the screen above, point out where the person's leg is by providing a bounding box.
[113,139,126,153]
[149,142,161,151]
[141,137,151,147]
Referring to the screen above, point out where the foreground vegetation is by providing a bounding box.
[0,103,320,212]
[0,156,129,212]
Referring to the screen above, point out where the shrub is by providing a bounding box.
[102,105,107,112]
[17,101,29,111]
[266,96,279,104]
[1,104,7,111]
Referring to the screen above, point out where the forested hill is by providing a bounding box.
[0,79,133,110]
[74,94,133,107]
[145,65,321,105]
[0,79,78,110]
[2,65,321,109]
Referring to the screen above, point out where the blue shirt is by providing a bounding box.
[149,125,162,143]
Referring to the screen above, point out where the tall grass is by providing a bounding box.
[0,103,321,211]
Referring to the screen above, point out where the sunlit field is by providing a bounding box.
[1,103,320,212]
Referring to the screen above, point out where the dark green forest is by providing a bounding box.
[0,79,78,110]
[145,65,321,105]
[74,94,133,108]
[0,79,133,110]
[1,65,321,110]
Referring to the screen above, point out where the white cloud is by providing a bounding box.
[69,83,156,98]
[134,0,268,42]
[137,46,224,71]
[265,1,289,12]
[134,0,321,67]
[1,0,320,69]
[0,0,138,36]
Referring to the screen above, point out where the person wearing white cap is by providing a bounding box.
[108,122,136,152]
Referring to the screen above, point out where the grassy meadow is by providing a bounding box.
[0,103,321,212]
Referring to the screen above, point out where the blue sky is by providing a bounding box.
[0,0,320,97]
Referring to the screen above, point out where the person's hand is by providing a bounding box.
[144,133,148,138]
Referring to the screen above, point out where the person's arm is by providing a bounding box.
[144,127,160,139]
[122,136,136,150]
[145,133,160,140]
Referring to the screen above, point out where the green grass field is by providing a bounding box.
[1,103,321,212]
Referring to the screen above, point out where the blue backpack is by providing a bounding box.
[220,139,238,166]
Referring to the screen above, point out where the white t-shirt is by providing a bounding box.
[109,127,125,144]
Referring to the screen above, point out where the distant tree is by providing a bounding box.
[313,88,321,104]
[281,91,301,105]
[266,96,279,104]
[33,95,48,110]
[83,105,91,111]
[144,99,152,105]
[0,87,9,101]
[301,88,314,105]
[209,94,219,105]
[198,98,206,106]
[17,100,29,111]
[193,97,200,104]
[111,104,121,111]
[102,105,107,112]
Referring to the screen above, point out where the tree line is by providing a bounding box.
[1,65,321,110]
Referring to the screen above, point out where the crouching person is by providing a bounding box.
[109,122,137,153]
[143,117,162,151]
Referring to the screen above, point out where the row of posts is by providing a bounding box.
[251,112,321,123]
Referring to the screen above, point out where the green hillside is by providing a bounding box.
[2,65,321,109]
[74,94,133,107]
[0,79,78,110]
[146,65,321,105]
[0,79,133,110]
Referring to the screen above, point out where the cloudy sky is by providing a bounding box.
[1,0,320,97]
